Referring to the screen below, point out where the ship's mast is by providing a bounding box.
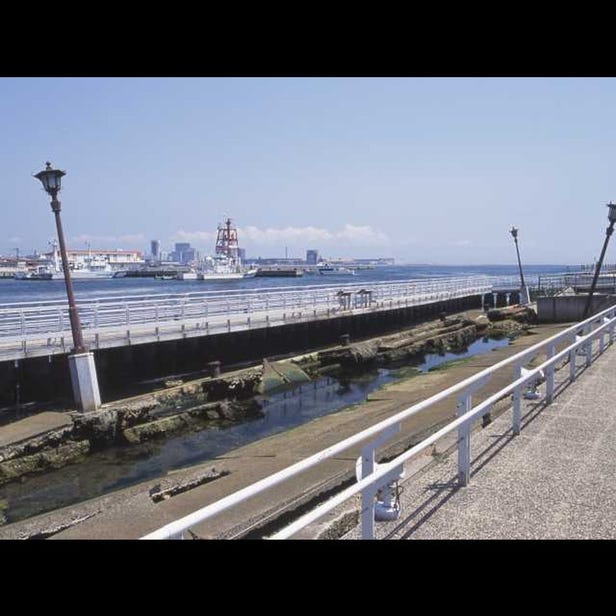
[215,217,239,259]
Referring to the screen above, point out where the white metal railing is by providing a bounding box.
[141,303,616,540]
[0,276,496,358]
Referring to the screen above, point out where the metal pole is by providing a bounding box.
[513,234,526,288]
[51,196,86,353]
[583,221,615,318]
[510,226,529,305]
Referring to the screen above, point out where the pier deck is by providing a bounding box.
[341,332,616,539]
[0,276,526,362]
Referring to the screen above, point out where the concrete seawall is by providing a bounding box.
[537,295,616,323]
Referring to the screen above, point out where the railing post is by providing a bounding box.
[585,324,592,367]
[456,393,471,486]
[358,424,400,540]
[545,343,555,403]
[572,333,583,381]
[601,317,610,353]
[360,448,377,540]
[512,364,522,435]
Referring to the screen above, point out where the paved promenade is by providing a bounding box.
[343,340,616,539]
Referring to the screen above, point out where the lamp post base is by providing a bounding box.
[68,352,101,412]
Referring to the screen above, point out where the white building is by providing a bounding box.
[44,248,144,271]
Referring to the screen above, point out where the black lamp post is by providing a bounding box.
[582,202,616,318]
[510,226,529,304]
[34,162,86,353]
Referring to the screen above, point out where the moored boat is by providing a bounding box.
[197,217,256,280]
[318,265,355,275]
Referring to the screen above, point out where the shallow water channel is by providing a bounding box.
[0,336,510,526]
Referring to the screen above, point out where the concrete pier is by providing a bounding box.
[0,293,486,406]
[67,352,101,412]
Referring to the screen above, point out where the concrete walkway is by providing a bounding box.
[343,340,616,539]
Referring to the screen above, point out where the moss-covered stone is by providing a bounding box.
[122,415,191,444]
[0,440,90,486]
[0,425,75,464]
[201,371,262,401]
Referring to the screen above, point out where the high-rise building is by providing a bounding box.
[306,249,319,265]
[237,248,246,264]
[150,239,161,261]
[174,243,190,254]
[170,243,198,265]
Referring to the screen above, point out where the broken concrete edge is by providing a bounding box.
[0,440,91,488]
[0,424,75,463]
[149,467,230,503]
[315,315,529,369]
[0,398,260,488]
[0,463,227,539]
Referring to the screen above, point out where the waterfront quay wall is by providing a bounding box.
[537,295,616,323]
[0,291,513,407]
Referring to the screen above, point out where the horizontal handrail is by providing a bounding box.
[141,302,616,540]
[271,314,615,538]
[0,277,496,350]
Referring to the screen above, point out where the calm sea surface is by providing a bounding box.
[0,264,574,304]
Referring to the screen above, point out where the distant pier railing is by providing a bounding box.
[537,271,616,295]
[0,276,498,360]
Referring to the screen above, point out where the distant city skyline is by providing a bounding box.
[3,77,616,265]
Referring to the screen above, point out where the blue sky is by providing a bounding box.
[2,77,616,265]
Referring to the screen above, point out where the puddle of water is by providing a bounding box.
[0,336,510,526]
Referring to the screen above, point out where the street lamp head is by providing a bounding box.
[510,226,518,239]
[607,202,616,224]
[34,161,66,196]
